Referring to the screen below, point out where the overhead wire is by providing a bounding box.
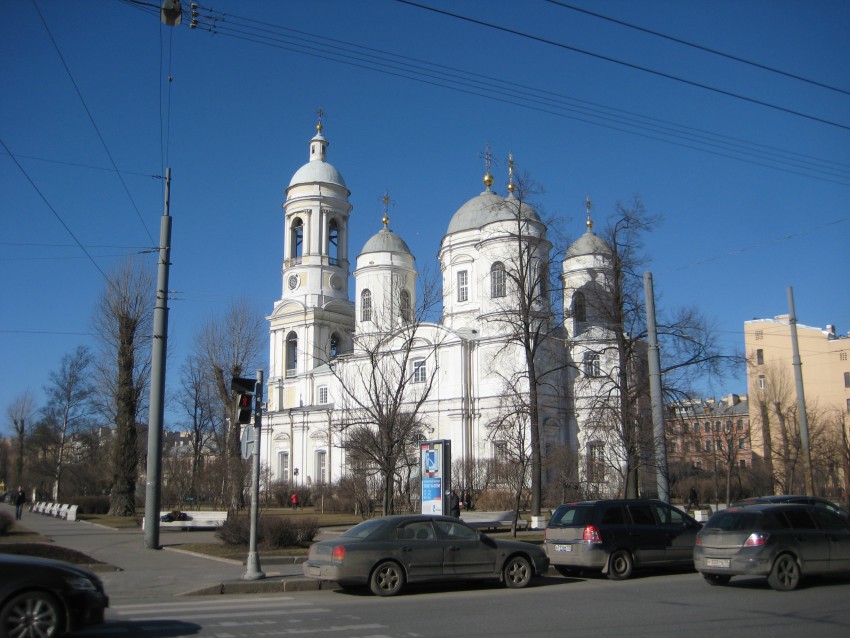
[543,0,850,98]
[173,3,849,186]
[30,0,156,246]
[394,0,850,132]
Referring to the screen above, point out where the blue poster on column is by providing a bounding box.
[420,440,451,515]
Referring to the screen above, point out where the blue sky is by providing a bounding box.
[2,0,848,432]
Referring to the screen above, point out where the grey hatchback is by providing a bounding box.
[544,499,701,580]
[694,503,850,590]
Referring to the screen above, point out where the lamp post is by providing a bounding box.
[294,468,299,487]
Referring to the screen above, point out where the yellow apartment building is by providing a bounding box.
[744,315,850,501]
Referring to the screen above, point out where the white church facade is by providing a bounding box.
[260,120,626,497]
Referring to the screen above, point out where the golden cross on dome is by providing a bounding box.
[316,107,325,133]
[381,190,393,227]
[479,143,494,189]
[507,152,515,193]
[585,195,593,230]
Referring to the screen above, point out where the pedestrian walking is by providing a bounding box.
[290,492,299,510]
[449,490,461,518]
[14,486,26,521]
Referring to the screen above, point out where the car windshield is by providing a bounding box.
[340,518,386,539]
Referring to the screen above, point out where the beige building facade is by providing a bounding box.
[744,315,850,499]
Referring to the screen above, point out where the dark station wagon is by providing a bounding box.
[544,499,702,579]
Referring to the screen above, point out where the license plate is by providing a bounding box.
[307,565,321,576]
[554,544,573,552]
[705,558,730,568]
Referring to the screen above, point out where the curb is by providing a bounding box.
[183,576,335,596]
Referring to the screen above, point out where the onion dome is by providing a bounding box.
[287,119,348,191]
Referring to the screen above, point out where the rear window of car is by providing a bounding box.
[341,518,386,539]
[705,510,762,531]
[549,505,593,527]
[600,506,628,525]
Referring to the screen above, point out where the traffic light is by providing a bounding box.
[231,376,256,425]
[236,392,253,424]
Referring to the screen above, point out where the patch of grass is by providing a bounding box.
[0,542,105,565]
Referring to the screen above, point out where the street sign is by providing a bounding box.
[240,424,255,459]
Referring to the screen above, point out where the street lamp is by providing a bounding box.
[293,468,299,486]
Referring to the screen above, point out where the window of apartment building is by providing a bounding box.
[669,442,678,454]
[847,398,850,414]
[737,420,744,431]
[841,352,848,361]
[318,386,329,404]
[739,459,747,468]
[845,371,850,388]
[704,422,711,433]
[583,352,601,377]
[315,451,327,484]
[705,440,713,452]
[457,270,468,302]
[413,359,427,383]
[694,460,703,470]
[714,421,721,432]
[756,348,764,365]
[758,374,766,390]
[278,451,290,478]
[695,440,702,452]
[491,262,506,298]
[738,438,746,450]
[684,442,691,453]
[683,422,690,434]
[755,330,763,340]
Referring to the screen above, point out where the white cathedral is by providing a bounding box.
[259,120,627,497]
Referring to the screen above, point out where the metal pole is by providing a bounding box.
[144,168,172,549]
[787,287,814,496]
[244,370,266,580]
[644,272,669,502]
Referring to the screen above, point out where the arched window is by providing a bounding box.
[285,331,298,375]
[328,219,339,265]
[329,332,339,358]
[400,290,412,323]
[290,218,304,262]
[361,289,372,322]
[491,262,506,298]
[573,291,586,323]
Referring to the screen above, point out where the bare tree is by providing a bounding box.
[195,299,264,515]
[175,354,220,503]
[488,390,533,536]
[41,346,94,501]
[93,259,153,516]
[477,167,564,518]
[576,198,729,498]
[6,390,37,488]
[331,273,441,516]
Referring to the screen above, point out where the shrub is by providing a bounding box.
[216,515,319,548]
[0,510,14,534]
[75,495,110,515]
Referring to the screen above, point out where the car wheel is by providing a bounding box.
[606,549,634,580]
[703,573,732,586]
[503,555,532,589]
[768,553,801,591]
[1,591,65,638]
[370,561,405,596]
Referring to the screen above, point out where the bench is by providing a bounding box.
[61,505,79,521]
[460,510,529,531]
[142,510,228,530]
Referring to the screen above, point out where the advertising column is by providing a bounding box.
[420,440,451,515]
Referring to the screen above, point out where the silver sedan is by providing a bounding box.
[303,514,550,596]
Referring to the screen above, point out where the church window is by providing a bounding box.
[329,333,339,358]
[328,218,340,265]
[286,331,298,376]
[491,262,506,298]
[587,442,605,483]
[413,359,427,383]
[318,386,329,404]
[290,218,304,262]
[361,289,372,322]
[400,290,413,323]
[573,292,586,323]
[315,451,327,484]
[582,352,600,377]
[457,270,468,302]
[278,451,289,478]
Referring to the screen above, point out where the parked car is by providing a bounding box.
[731,495,849,520]
[694,503,850,591]
[0,554,109,636]
[302,514,549,596]
[544,499,701,580]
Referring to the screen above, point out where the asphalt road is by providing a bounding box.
[75,569,850,638]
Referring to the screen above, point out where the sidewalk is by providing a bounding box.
[5,506,329,601]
